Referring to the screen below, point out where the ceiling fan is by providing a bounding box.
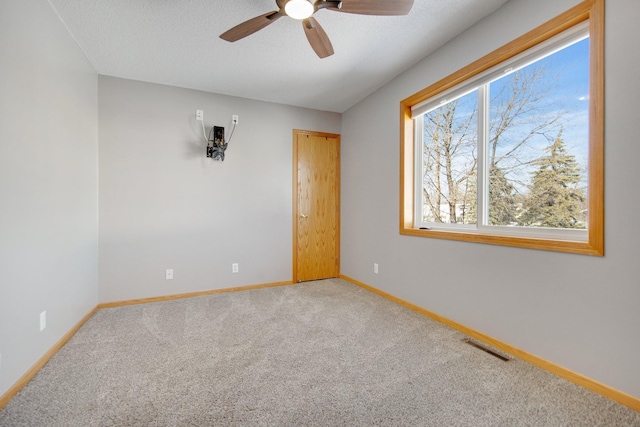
[220,0,414,58]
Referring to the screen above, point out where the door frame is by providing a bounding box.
[292,129,341,283]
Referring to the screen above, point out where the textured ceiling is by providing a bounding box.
[48,0,510,113]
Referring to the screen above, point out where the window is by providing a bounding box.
[400,0,603,255]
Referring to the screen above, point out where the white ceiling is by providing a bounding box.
[49,0,510,113]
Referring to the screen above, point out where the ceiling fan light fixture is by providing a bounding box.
[284,0,314,20]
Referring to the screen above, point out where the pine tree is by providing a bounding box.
[489,165,518,225]
[521,132,585,228]
[462,165,518,226]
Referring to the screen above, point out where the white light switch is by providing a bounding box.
[166,269,173,280]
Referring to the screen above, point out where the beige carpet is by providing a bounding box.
[1,278,639,426]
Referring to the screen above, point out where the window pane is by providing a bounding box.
[421,91,478,224]
[487,37,589,228]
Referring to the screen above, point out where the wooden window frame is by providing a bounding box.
[399,0,604,256]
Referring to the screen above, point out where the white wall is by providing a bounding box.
[0,0,98,397]
[341,0,640,399]
[98,76,341,303]
[2,0,636,406]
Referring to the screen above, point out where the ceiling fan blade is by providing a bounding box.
[330,0,414,15]
[302,17,334,58]
[220,11,284,42]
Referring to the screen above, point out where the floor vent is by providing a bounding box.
[462,339,510,361]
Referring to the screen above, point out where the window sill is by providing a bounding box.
[400,226,603,256]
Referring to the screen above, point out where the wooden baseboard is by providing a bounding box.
[0,306,98,411]
[98,280,296,308]
[339,274,640,413]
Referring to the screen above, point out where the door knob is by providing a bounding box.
[300,214,309,218]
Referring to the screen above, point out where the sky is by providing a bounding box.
[423,36,590,193]
[489,37,590,185]
[421,36,590,222]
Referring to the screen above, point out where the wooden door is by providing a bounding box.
[293,130,340,282]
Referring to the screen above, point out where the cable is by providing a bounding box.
[201,117,208,142]
[226,122,237,145]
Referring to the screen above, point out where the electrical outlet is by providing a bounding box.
[166,269,173,280]
[232,114,238,124]
[40,311,46,331]
[232,263,239,273]
[196,110,204,121]
[374,263,379,274]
